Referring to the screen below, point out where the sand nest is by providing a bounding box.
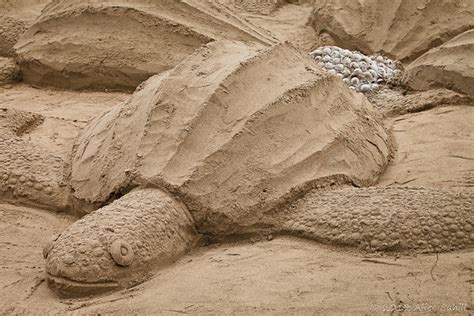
[311,0,474,62]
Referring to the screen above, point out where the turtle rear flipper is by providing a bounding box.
[0,108,69,210]
[44,188,199,297]
[279,186,473,253]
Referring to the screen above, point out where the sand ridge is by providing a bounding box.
[14,0,276,91]
[403,29,474,96]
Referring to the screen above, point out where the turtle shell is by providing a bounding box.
[70,40,392,233]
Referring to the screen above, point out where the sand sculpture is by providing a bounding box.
[10,41,466,297]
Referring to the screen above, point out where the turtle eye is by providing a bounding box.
[109,239,134,266]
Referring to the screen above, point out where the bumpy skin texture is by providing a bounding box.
[0,108,69,209]
[0,57,20,84]
[0,15,27,57]
[281,186,474,253]
[45,189,198,297]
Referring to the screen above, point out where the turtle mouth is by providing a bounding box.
[46,273,120,297]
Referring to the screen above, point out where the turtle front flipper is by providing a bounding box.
[279,186,473,253]
[43,188,198,297]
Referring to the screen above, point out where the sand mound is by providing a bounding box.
[0,108,69,210]
[310,0,474,63]
[0,15,27,57]
[14,0,275,91]
[0,57,20,84]
[70,40,391,229]
[403,29,474,96]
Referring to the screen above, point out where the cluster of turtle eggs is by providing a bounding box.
[310,46,400,93]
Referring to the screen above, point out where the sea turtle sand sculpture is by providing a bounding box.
[14,41,471,297]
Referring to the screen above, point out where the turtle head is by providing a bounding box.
[43,217,143,297]
[42,189,198,297]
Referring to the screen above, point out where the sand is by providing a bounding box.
[403,29,474,96]
[0,0,473,314]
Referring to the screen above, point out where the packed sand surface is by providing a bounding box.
[0,0,473,314]
[378,105,474,189]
